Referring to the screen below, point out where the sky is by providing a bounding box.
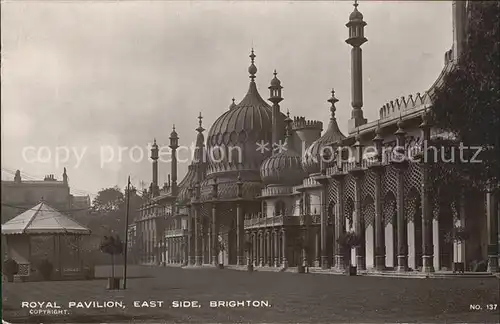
[1,0,452,198]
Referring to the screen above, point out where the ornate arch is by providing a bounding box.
[344,174,356,206]
[275,200,286,216]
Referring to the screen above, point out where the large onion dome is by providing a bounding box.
[303,89,346,174]
[260,112,305,186]
[206,50,284,180]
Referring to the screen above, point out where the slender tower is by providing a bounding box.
[151,138,159,196]
[346,0,368,131]
[169,126,179,196]
[269,69,283,152]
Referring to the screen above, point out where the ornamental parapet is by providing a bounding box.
[261,186,293,197]
[244,215,301,229]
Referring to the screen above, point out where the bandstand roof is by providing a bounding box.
[1,200,91,235]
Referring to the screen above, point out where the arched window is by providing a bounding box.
[275,200,286,216]
[305,193,311,215]
[262,201,267,217]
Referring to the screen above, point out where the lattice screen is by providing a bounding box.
[363,197,375,227]
[328,179,338,206]
[382,165,398,197]
[383,193,396,226]
[344,174,355,204]
[344,197,354,225]
[432,196,440,220]
[405,190,420,222]
[404,163,423,196]
[362,171,376,202]
[451,200,459,222]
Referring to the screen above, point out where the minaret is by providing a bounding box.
[151,138,159,196]
[194,112,205,182]
[346,0,368,131]
[452,0,467,61]
[62,167,68,185]
[169,125,179,196]
[269,69,283,153]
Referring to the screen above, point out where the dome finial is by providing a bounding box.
[285,110,293,137]
[197,112,204,133]
[229,98,237,110]
[248,48,257,82]
[354,0,358,8]
[327,88,339,120]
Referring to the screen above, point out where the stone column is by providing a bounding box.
[373,166,385,271]
[353,171,366,270]
[486,186,499,272]
[315,227,321,267]
[252,231,257,266]
[420,113,434,273]
[266,229,272,266]
[396,165,408,272]
[274,228,279,267]
[259,230,264,266]
[193,204,201,266]
[282,228,288,268]
[211,203,218,266]
[188,205,195,266]
[333,173,346,271]
[245,230,250,265]
[321,183,329,269]
[236,203,244,265]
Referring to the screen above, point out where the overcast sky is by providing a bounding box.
[1,0,452,198]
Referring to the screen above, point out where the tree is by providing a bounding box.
[100,235,123,279]
[430,1,500,193]
[92,187,124,214]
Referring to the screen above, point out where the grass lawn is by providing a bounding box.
[2,265,499,323]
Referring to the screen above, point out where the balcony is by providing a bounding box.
[244,215,301,229]
[165,228,187,237]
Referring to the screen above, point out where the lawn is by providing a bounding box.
[2,265,499,323]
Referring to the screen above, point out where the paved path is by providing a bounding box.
[3,265,499,323]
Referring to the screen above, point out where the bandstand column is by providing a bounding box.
[420,111,434,272]
[486,184,499,272]
[274,228,279,267]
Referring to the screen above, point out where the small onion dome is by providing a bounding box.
[303,89,346,174]
[260,148,305,186]
[349,1,364,21]
[270,70,281,87]
[170,125,178,138]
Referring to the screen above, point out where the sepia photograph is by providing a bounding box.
[1,0,499,323]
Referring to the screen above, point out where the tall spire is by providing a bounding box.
[285,110,292,138]
[249,48,257,82]
[327,88,339,120]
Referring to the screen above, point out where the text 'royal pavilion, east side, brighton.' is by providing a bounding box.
[130,1,499,274]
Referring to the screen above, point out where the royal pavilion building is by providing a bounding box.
[132,1,499,274]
